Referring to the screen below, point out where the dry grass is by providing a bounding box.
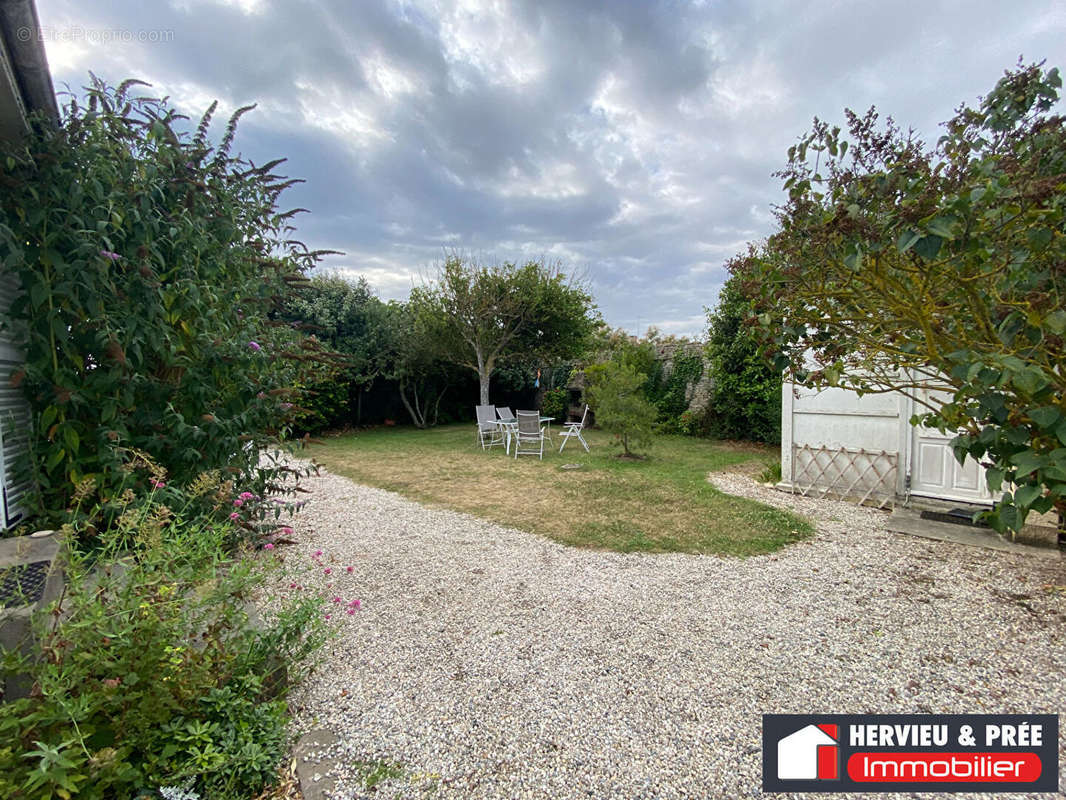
[305,424,812,556]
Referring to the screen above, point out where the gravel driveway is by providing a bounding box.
[279,466,1066,799]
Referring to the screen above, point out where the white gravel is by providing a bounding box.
[272,465,1066,800]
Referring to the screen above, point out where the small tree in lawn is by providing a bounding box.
[736,61,1066,536]
[585,361,657,457]
[408,254,597,405]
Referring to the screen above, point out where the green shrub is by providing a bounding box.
[0,500,327,799]
[0,78,326,523]
[585,361,657,457]
[705,277,782,443]
[539,387,567,419]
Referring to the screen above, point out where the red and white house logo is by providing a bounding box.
[777,723,839,781]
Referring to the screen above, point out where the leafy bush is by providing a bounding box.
[585,361,657,456]
[705,277,782,443]
[0,78,326,522]
[539,387,567,419]
[0,500,327,800]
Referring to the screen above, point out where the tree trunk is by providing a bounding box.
[398,379,426,428]
[476,351,493,405]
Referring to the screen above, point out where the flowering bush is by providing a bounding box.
[0,77,333,523]
[0,514,328,800]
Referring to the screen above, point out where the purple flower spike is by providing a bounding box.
[100,250,121,261]
[248,341,261,352]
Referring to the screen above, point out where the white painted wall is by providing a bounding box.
[781,380,991,506]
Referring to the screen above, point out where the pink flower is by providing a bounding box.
[324,613,332,620]
[150,479,166,489]
[229,512,240,521]
[281,526,294,535]
[289,583,297,589]
[100,250,121,261]
[323,567,332,575]
[348,599,361,609]
[333,596,342,604]
[313,549,323,557]
[345,566,354,573]
[346,608,356,615]
[233,498,243,507]
[280,402,293,411]
[239,492,256,501]
[263,543,274,550]
[248,341,261,352]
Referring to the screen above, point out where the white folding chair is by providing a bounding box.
[475,405,504,450]
[558,404,590,453]
[513,410,546,459]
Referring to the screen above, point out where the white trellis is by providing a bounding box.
[789,444,898,509]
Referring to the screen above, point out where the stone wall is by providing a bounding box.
[566,339,714,420]
[651,340,714,416]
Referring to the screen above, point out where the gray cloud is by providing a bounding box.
[36,0,1066,335]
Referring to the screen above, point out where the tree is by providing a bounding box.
[736,61,1066,535]
[385,301,452,428]
[277,274,392,429]
[584,360,657,457]
[408,255,597,405]
[705,275,782,443]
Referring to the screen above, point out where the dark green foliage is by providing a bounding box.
[540,387,567,419]
[588,329,707,434]
[278,274,392,432]
[0,502,326,800]
[646,351,704,432]
[705,277,781,443]
[585,361,657,456]
[0,78,326,521]
[738,61,1066,533]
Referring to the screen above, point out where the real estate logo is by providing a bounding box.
[763,714,1059,793]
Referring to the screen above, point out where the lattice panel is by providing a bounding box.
[790,445,897,509]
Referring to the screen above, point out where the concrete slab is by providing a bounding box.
[293,728,341,800]
[886,508,1061,558]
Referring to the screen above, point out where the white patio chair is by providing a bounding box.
[475,404,504,450]
[558,404,590,453]
[513,410,546,459]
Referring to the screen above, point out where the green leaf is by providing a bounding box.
[1044,309,1066,334]
[1013,483,1043,508]
[62,426,80,454]
[926,215,957,239]
[912,234,943,260]
[896,229,921,252]
[1011,368,1049,397]
[1027,227,1054,249]
[985,466,1005,492]
[40,406,57,430]
[1029,405,1061,429]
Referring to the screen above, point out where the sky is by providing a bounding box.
[33,0,1066,337]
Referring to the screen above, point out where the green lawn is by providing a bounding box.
[306,424,813,557]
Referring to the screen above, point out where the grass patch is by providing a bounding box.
[352,759,406,791]
[308,424,812,557]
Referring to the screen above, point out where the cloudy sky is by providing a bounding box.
[34,0,1066,336]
